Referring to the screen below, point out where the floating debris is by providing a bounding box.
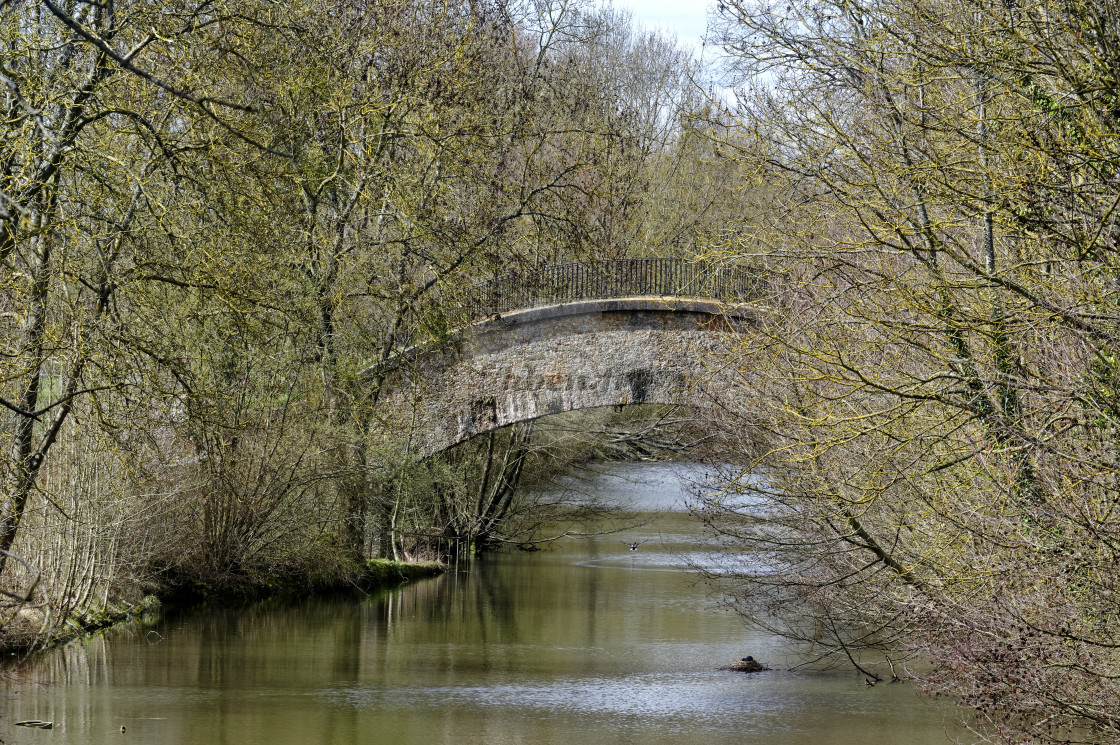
[15,720,54,729]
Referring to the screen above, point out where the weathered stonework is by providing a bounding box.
[370,298,750,456]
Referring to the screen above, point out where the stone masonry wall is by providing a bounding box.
[371,299,749,456]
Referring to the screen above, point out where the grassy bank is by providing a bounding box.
[359,559,445,588]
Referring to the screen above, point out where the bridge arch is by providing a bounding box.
[371,296,752,457]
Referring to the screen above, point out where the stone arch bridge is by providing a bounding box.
[368,259,759,456]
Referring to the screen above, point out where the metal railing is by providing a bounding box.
[389,258,759,350]
[460,258,758,320]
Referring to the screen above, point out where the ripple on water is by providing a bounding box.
[577,550,774,575]
[322,671,784,723]
[318,669,942,741]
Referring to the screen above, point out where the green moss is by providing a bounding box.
[361,559,445,587]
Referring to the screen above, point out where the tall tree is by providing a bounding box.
[0,0,302,577]
[702,0,1120,741]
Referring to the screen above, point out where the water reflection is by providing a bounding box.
[2,463,959,745]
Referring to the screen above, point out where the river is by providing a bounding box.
[2,463,959,744]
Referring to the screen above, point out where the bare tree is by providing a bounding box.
[699,0,1120,741]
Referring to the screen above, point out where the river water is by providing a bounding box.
[2,463,960,744]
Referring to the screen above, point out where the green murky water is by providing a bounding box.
[1,463,959,744]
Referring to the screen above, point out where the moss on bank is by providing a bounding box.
[360,559,445,587]
[1,594,163,657]
[1,560,445,657]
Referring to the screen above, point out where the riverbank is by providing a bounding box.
[0,559,445,658]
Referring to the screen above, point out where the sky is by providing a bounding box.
[611,0,716,53]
